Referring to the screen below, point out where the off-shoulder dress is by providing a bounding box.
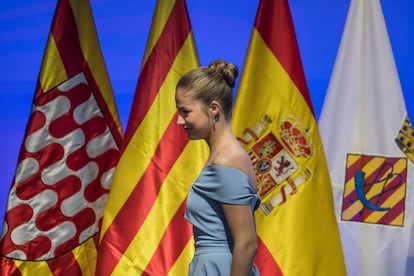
[185,165,261,276]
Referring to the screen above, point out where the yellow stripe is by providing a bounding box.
[142,1,176,67]
[343,157,384,198]
[390,212,404,226]
[366,184,405,224]
[14,260,53,276]
[342,200,363,220]
[365,158,407,223]
[73,236,98,276]
[342,154,359,198]
[71,0,123,135]
[343,179,355,198]
[168,238,194,276]
[363,164,394,204]
[38,35,67,92]
[347,154,360,167]
[13,238,97,276]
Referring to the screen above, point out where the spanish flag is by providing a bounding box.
[0,0,123,275]
[96,0,208,275]
[232,0,346,275]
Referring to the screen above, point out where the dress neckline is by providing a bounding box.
[204,164,254,187]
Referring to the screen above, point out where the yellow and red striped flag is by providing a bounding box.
[0,0,123,275]
[232,0,346,275]
[96,0,208,275]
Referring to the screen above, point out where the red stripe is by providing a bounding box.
[360,159,403,218]
[255,238,283,275]
[0,257,22,276]
[143,201,192,274]
[50,0,84,78]
[254,0,314,116]
[47,251,82,275]
[34,81,45,101]
[82,66,124,146]
[96,118,188,274]
[344,154,374,183]
[378,197,405,225]
[123,0,192,147]
[343,158,381,207]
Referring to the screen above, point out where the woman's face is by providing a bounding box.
[175,87,211,140]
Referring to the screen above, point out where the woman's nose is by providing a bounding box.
[176,114,185,125]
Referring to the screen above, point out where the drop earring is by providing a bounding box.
[212,116,216,131]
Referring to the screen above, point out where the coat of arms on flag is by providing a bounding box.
[341,153,407,227]
[237,114,314,216]
[395,116,414,164]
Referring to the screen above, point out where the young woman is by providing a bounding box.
[175,60,260,276]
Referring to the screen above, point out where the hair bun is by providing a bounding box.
[208,60,239,88]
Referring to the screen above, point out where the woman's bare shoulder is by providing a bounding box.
[212,144,257,187]
[213,144,246,167]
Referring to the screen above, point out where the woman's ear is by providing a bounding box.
[209,100,220,117]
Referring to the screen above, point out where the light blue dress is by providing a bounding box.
[185,165,261,276]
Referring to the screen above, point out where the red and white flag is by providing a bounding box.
[0,1,123,275]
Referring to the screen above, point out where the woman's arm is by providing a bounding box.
[222,203,258,276]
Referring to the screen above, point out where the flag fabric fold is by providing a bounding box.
[0,0,123,275]
[232,0,346,275]
[319,0,414,275]
[96,0,208,275]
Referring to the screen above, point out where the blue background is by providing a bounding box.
[0,0,412,228]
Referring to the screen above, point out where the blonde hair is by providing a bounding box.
[176,59,238,120]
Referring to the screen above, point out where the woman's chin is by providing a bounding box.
[187,134,202,141]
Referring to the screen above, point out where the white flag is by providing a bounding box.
[319,0,414,275]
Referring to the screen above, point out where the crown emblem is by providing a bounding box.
[395,116,414,164]
[279,116,314,158]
